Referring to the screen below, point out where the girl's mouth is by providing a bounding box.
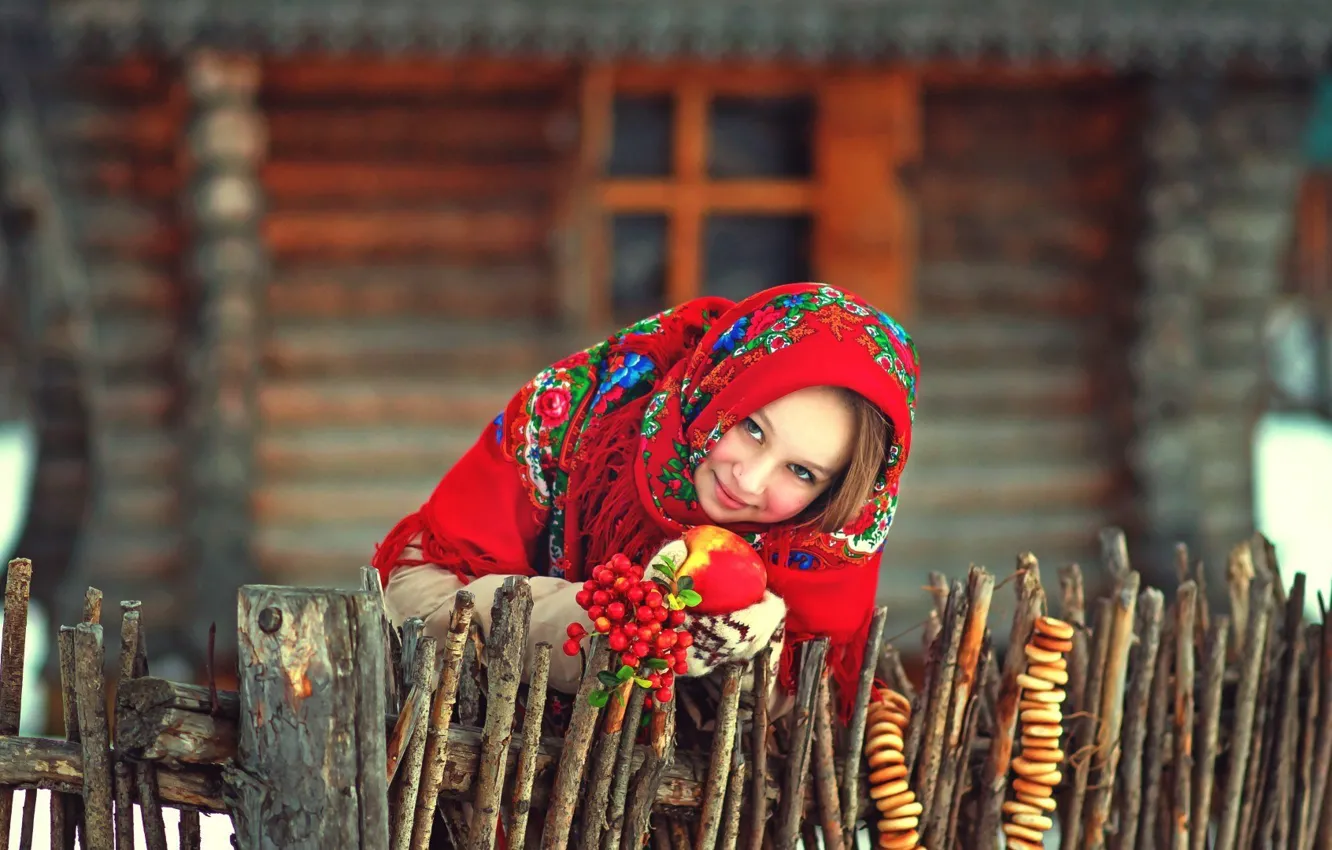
[714,473,750,511]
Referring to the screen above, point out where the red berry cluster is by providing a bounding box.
[562,553,697,707]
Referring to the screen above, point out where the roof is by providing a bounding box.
[8,0,1332,70]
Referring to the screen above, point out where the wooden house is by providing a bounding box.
[2,0,1328,680]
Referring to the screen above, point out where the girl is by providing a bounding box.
[371,282,919,714]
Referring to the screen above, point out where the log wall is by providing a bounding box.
[252,59,582,585]
[885,77,1144,611]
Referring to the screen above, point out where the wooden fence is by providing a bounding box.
[0,527,1328,850]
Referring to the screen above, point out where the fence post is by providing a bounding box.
[228,586,390,849]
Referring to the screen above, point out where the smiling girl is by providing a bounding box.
[371,282,919,712]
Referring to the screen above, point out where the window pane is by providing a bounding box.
[708,96,814,179]
[608,96,673,177]
[611,214,668,317]
[703,215,812,301]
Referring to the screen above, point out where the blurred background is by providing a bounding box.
[2,0,1332,737]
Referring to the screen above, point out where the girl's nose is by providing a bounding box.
[734,459,772,497]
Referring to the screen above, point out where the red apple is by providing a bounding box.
[650,525,768,615]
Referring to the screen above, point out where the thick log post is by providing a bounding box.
[228,586,389,850]
[180,50,268,668]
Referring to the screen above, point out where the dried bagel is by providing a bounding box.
[1002,615,1075,848]
[864,687,925,850]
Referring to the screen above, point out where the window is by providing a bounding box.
[565,66,918,328]
[601,79,816,319]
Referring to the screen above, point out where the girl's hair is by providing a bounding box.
[803,389,893,533]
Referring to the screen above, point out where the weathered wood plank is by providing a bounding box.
[265,265,549,321]
[263,209,549,260]
[0,736,228,811]
[229,586,389,850]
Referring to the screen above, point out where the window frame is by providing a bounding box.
[559,63,919,330]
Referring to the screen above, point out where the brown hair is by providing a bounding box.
[802,389,893,533]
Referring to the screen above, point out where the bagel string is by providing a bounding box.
[1003,616,1075,849]
[864,685,925,850]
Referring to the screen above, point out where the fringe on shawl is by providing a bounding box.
[562,395,672,581]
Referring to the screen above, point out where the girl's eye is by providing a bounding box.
[743,418,763,440]
[789,465,815,484]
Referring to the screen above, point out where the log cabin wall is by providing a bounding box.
[17,57,190,632]
[253,59,583,586]
[882,75,1143,617]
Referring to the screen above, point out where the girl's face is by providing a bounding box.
[695,386,854,527]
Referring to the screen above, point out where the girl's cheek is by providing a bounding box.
[761,487,816,523]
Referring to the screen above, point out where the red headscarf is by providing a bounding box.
[373,283,919,707]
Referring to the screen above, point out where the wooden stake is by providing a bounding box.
[699,664,746,850]
[15,788,35,850]
[544,643,614,850]
[113,602,142,850]
[1190,615,1229,850]
[53,627,81,850]
[391,635,437,850]
[774,639,829,850]
[179,810,201,850]
[83,588,103,626]
[810,671,844,850]
[1236,613,1280,850]
[582,675,637,850]
[975,554,1043,850]
[1084,570,1140,850]
[1137,598,1176,850]
[1293,623,1321,850]
[0,558,33,850]
[948,642,989,850]
[622,692,677,848]
[1115,588,1165,850]
[1065,597,1112,850]
[1304,607,1332,850]
[1213,569,1274,850]
[748,645,773,850]
[926,567,992,849]
[917,578,967,826]
[411,591,475,849]
[469,578,533,850]
[1261,573,1306,849]
[878,644,917,705]
[73,622,114,850]
[123,609,168,850]
[1171,582,1197,850]
[1225,543,1255,663]
[459,630,483,727]
[361,566,402,713]
[511,643,552,850]
[720,723,747,850]
[841,606,887,838]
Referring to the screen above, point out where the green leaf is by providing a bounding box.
[677,575,694,592]
[597,671,620,689]
[588,689,610,708]
[656,561,676,580]
[635,677,653,688]
[679,589,703,607]
[645,658,669,670]
[667,594,686,611]
[617,664,636,681]
[652,576,674,593]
